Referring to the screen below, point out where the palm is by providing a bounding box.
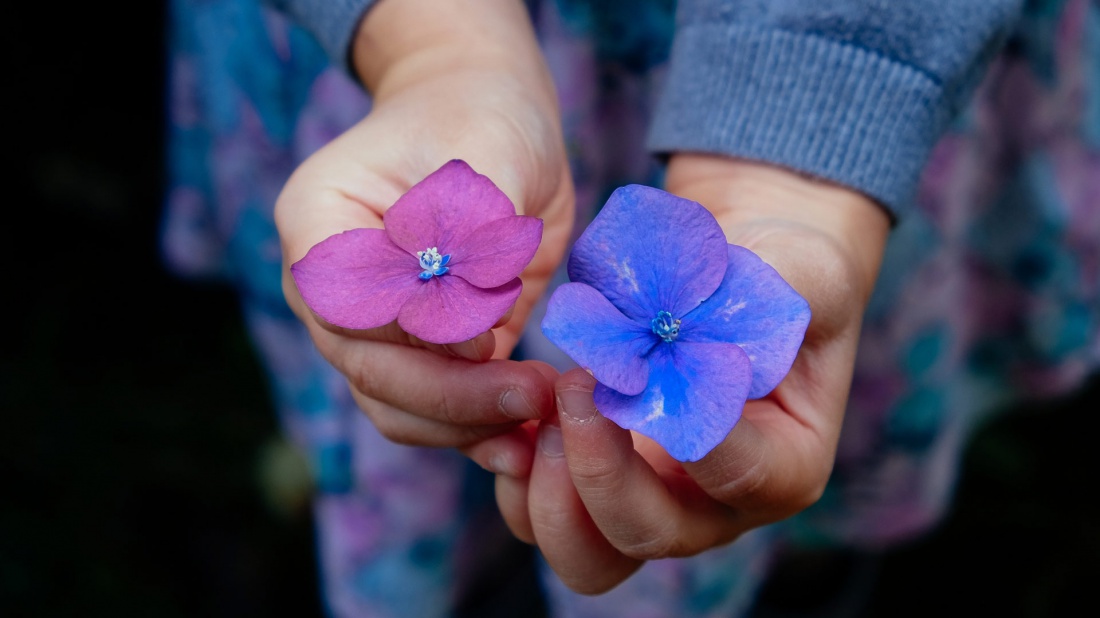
[273,69,571,452]
[662,169,879,520]
[501,155,889,594]
[624,222,865,528]
[277,72,574,358]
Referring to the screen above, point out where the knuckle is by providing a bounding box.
[603,515,684,561]
[349,360,382,400]
[570,460,626,495]
[562,574,617,596]
[432,386,466,425]
[614,528,682,561]
[709,456,770,505]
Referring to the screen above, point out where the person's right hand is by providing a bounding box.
[492,155,891,593]
[275,0,574,474]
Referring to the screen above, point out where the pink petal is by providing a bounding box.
[448,215,543,288]
[397,276,523,344]
[290,228,420,330]
[384,160,517,256]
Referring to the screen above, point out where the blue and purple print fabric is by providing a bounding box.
[163,0,1100,615]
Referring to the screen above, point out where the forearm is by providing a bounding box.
[262,0,556,108]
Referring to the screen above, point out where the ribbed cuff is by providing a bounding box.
[280,0,379,75]
[647,26,948,219]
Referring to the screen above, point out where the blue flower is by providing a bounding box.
[541,185,811,461]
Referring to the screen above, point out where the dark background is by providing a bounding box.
[3,3,1097,617]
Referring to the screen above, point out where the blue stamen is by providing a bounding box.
[417,247,451,280]
[651,310,681,342]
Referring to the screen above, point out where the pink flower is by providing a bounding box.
[291,160,543,344]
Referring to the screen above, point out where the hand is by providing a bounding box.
[493,154,890,593]
[276,0,573,458]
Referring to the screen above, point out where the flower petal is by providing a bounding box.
[384,160,518,256]
[594,342,752,462]
[541,282,655,396]
[680,245,811,399]
[567,184,727,322]
[448,215,543,288]
[397,276,522,344]
[290,228,419,330]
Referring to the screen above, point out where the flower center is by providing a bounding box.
[417,247,451,281]
[651,310,681,343]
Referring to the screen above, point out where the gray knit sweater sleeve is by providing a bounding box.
[264,0,379,72]
[647,0,1024,217]
[267,0,1023,217]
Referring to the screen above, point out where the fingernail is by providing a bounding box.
[500,388,539,420]
[557,387,597,423]
[538,423,564,458]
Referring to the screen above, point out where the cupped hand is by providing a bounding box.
[494,154,891,593]
[275,0,573,457]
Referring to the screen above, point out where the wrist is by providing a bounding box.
[352,0,551,100]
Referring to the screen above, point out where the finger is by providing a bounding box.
[483,423,540,544]
[325,338,554,425]
[528,419,641,594]
[555,369,740,560]
[460,421,539,478]
[492,305,515,330]
[459,361,559,474]
[496,474,535,544]
[353,390,520,448]
[324,318,499,363]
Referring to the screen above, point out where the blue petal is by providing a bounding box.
[680,245,810,399]
[541,282,656,396]
[594,341,752,462]
[567,185,728,323]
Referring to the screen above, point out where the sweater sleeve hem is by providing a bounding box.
[646,25,949,219]
[278,0,379,75]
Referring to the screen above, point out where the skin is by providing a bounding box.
[276,0,572,460]
[276,0,891,596]
[504,156,890,593]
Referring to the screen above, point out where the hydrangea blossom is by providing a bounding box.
[291,160,543,344]
[541,185,811,462]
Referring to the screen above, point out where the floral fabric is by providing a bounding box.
[163,0,1100,615]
